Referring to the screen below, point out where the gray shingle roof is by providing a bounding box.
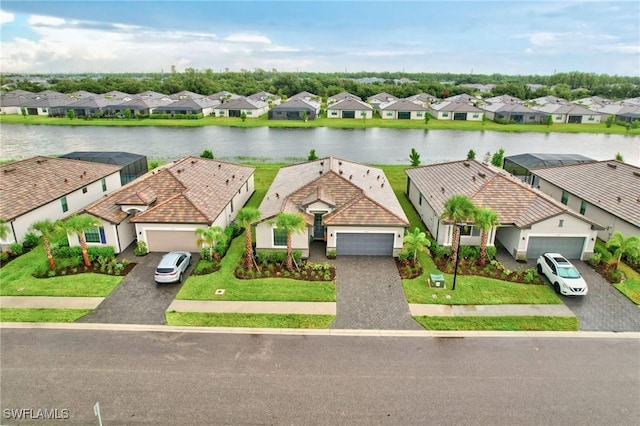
[327,98,373,111]
[380,99,428,112]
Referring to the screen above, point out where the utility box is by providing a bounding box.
[429,273,445,288]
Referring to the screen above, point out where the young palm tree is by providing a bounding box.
[403,227,431,265]
[441,195,476,266]
[276,212,306,271]
[0,219,9,241]
[63,214,102,267]
[194,225,227,260]
[474,207,500,266]
[236,207,261,270]
[606,232,640,268]
[30,219,60,271]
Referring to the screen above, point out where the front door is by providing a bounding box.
[314,214,324,240]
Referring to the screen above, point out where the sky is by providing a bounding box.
[0,1,638,76]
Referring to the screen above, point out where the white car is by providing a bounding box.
[536,253,588,296]
[154,251,192,285]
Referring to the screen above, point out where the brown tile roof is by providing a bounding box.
[84,157,254,225]
[533,160,640,227]
[259,157,408,227]
[0,156,121,220]
[406,160,602,228]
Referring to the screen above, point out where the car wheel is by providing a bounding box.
[537,264,543,274]
[178,273,183,284]
[553,282,561,294]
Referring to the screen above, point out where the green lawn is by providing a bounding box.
[0,246,123,297]
[0,308,91,322]
[615,262,640,304]
[414,316,579,331]
[166,311,335,328]
[3,114,637,135]
[176,236,336,302]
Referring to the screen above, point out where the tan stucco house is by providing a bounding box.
[326,98,373,119]
[214,97,269,118]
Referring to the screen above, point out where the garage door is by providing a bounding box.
[146,230,199,252]
[526,237,585,259]
[336,233,394,256]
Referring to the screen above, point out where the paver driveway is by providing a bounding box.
[329,256,422,330]
[77,252,196,325]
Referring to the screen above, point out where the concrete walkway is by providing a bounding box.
[409,303,575,317]
[168,300,336,315]
[0,296,104,309]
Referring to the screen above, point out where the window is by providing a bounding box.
[471,227,482,237]
[331,111,338,116]
[417,112,423,117]
[588,115,595,121]
[273,228,287,246]
[556,115,562,120]
[246,110,252,115]
[472,113,479,118]
[443,112,449,117]
[84,227,105,244]
[42,108,47,113]
[529,115,536,120]
[219,111,225,116]
[580,201,587,215]
[82,186,88,194]
[561,191,569,205]
[459,225,472,236]
[230,199,234,213]
[419,194,422,206]
[61,196,68,213]
[245,181,249,192]
[559,219,564,228]
[101,178,107,192]
[386,111,393,117]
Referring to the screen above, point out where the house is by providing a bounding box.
[483,94,523,104]
[247,91,281,105]
[444,93,476,103]
[531,104,601,124]
[268,98,320,120]
[208,91,241,103]
[480,103,544,123]
[289,91,320,103]
[614,106,640,123]
[458,83,495,93]
[429,101,484,121]
[76,157,255,253]
[59,151,148,185]
[152,98,219,117]
[529,95,568,106]
[379,99,428,120]
[0,90,36,114]
[503,153,595,187]
[214,97,269,118]
[533,160,640,241]
[103,97,173,117]
[0,157,122,246]
[169,90,205,100]
[327,92,361,104]
[255,157,409,257]
[405,160,602,260]
[137,91,171,100]
[51,97,124,117]
[367,92,399,109]
[572,96,613,109]
[405,93,438,108]
[326,98,373,119]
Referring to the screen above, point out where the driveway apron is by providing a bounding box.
[329,256,423,330]
[77,253,196,325]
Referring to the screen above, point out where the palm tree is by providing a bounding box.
[403,227,430,265]
[63,214,102,267]
[30,219,60,271]
[474,207,500,267]
[276,212,306,271]
[236,207,261,270]
[441,195,476,266]
[194,225,227,260]
[606,232,640,267]
[0,219,9,244]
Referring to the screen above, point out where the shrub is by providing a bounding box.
[459,245,479,261]
[134,241,148,256]
[594,242,612,263]
[485,246,497,260]
[431,245,451,260]
[52,245,81,258]
[327,250,337,259]
[606,267,622,283]
[193,259,219,275]
[9,242,23,255]
[523,268,537,283]
[0,251,9,262]
[200,247,212,261]
[87,246,115,260]
[23,232,40,248]
[588,252,602,266]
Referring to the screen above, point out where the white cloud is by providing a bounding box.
[224,33,271,44]
[0,10,14,24]
[263,45,300,52]
[28,14,65,26]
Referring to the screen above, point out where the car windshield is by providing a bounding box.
[557,267,581,279]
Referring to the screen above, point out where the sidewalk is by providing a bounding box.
[409,303,575,317]
[167,300,337,315]
[0,296,104,309]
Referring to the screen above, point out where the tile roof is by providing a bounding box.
[406,160,601,228]
[84,157,254,225]
[532,160,640,227]
[367,92,398,102]
[0,156,122,220]
[258,157,408,227]
[380,99,428,112]
[328,92,362,102]
[216,97,268,110]
[430,101,483,113]
[327,98,373,111]
[480,103,540,114]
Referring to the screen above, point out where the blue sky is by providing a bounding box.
[0,1,638,76]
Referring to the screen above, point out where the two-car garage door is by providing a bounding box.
[146,230,200,253]
[526,237,585,260]
[336,233,394,256]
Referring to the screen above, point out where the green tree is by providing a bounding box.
[605,115,615,128]
[424,113,430,124]
[544,115,553,126]
[615,152,624,162]
[409,148,421,167]
[467,149,476,160]
[194,225,227,260]
[441,195,476,266]
[66,109,75,120]
[21,107,27,118]
[275,212,306,271]
[63,214,102,267]
[200,149,214,159]
[308,149,318,161]
[606,232,640,267]
[30,219,61,271]
[301,110,308,122]
[474,207,500,266]
[403,228,431,264]
[0,219,10,245]
[240,111,247,122]
[491,148,505,168]
[124,108,132,119]
[236,207,262,270]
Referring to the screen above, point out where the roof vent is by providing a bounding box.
[381,183,384,188]
[225,179,229,185]
[349,175,353,180]
[339,169,343,175]
[617,196,621,203]
[275,193,280,198]
[64,178,68,183]
[320,161,324,166]
[218,164,222,168]
[472,176,476,182]
[3,168,16,173]
[366,169,370,175]
[338,161,342,166]
[191,160,197,164]
[36,159,48,164]
[377,175,380,180]
[232,174,235,179]
[478,172,486,178]
[607,163,617,169]
[319,170,323,175]
[441,187,445,193]
[633,171,640,177]
[463,162,470,167]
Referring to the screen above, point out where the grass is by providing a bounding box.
[0,246,123,297]
[166,312,335,328]
[2,113,638,135]
[176,236,336,302]
[414,316,579,331]
[615,262,640,304]
[0,308,91,322]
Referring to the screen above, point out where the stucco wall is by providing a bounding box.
[255,222,311,258]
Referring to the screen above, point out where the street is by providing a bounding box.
[1,328,638,425]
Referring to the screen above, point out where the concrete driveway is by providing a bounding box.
[329,256,423,330]
[77,252,197,325]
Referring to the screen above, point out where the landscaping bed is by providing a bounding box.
[31,260,137,279]
[433,257,543,285]
[235,260,335,282]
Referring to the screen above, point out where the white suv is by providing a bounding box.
[536,253,588,296]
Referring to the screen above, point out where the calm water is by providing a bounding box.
[1,124,638,166]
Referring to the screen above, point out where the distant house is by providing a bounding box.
[0,157,122,246]
[429,101,484,121]
[137,91,171,101]
[379,99,428,120]
[214,97,269,118]
[78,157,255,253]
[0,90,36,114]
[268,98,320,120]
[208,91,241,103]
[367,92,398,109]
[101,91,134,102]
[247,91,281,105]
[503,153,596,187]
[614,106,640,123]
[444,93,476,103]
[153,98,219,117]
[290,91,320,103]
[255,157,409,257]
[51,97,124,117]
[529,95,568,106]
[406,160,602,260]
[327,92,361,104]
[531,104,601,124]
[533,160,640,241]
[326,98,373,119]
[103,97,173,116]
[405,93,438,108]
[169,90,205,100]
[572,96,613,109]
[59,151,148,185]
[458,83,495,93]
[480,103,544,123]
[483,94,523,104]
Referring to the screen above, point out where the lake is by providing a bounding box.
[1,124,638,166]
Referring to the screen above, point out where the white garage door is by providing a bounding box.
[526,237,585,259]
[146,230,199,253]
[336,233,394,256]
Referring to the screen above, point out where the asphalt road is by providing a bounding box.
[1,329,638,425]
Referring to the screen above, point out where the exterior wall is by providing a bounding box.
[380,110,426,120]
[326,109,373,119]
[67,217,135,254]
[255,222,311,258]
[430,109,453,120]
[214,106,268,118]
[577,114,601,124]
[465,112,483,121]
[551,113,567,123]
[0,106,21,114]
[495,226,524,258]
[406,179,441,242]
[325,225,406,256]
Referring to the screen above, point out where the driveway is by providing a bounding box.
[329,256,422,330]
[77,252,197,325]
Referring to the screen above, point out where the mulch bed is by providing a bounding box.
[395,259,423,279]
[34,261,138,278]
[235,261,336,282]
[433,257,544,285]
